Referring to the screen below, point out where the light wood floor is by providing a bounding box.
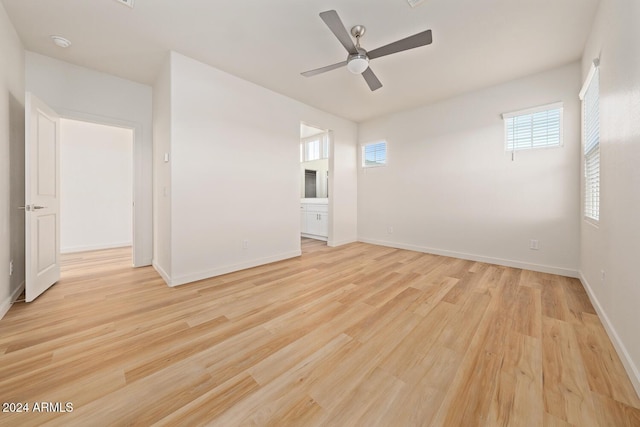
[1,239,639,426]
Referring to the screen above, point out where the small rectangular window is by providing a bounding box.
[307,139,320,161]
[580,62,600,221]
[300,133,329,163]
[503,102,563,151]
[362,141,387,167]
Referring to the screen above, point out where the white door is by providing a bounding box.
[25,93,61,302]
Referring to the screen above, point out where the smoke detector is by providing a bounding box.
[50,36,71,48]
[114,0,135,8]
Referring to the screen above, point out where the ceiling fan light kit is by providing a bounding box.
[301,10,433,91]
[347,53,369,74]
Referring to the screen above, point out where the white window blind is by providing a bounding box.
[362,141,387,167]
[503,103,563,151]
[581,63,600,221]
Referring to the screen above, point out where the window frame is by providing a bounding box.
[361,140,388,168]
[580,60,600,223]
[502,102,564,153]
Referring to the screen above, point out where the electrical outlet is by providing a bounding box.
[242,240,249,250]
[9,260,13,276]
[529,239,539,250]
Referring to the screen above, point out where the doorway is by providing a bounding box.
[59,118,134,264]
[300,123,330,250]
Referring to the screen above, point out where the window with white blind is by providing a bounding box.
[362,141,387,167]
[503,102,563,152]
[580,61,600,221]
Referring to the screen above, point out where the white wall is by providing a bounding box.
[157,52,357,286]
[60,119,133,253]
[327,127,358,247]
[358,63,582,276]
[0,3,25,319]
[580,0,640,395]
[25,52,153,267]
[152,54,172,282]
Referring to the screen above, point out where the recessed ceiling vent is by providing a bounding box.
[407,0,426,7]
[114,0,135,8]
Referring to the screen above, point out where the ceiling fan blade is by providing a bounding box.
[362,67,382,91]
[319,10,358,55]
[301,61,348,77]
[368,30,433,60]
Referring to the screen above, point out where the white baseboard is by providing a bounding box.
[152,261,172,287]
[134,258,153,268]
[301,233,328,242]
[579,272,640,397]
[61,242,132,254]
[0,281,25,320]
[167,250,302,287]
[327,238,357,248]
[357,237,579,278]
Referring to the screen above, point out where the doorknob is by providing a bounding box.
[19,205,47,211]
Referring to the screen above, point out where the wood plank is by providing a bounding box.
[0,242,636,425]
[486,332,543,427]
[542,316,599,426]
[574,312,640,407]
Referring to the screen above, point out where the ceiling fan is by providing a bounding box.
[301,10,433,91]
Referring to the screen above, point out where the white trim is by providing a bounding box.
[357,237,579,278]
[327,238,357,247]
[0,281,26,320]
[579,272,640,397]
[61,242,132,254]
[579,59,600,101]
[152,261,172,286]
[166,250,302,287]
[301,233,328,241]
[501,101,564,119]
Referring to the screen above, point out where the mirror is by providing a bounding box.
[301,161,328,198]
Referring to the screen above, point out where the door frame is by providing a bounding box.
[299,121,333,247]
[55,108,146,267]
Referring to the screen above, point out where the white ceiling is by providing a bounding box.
[2,0,599,122]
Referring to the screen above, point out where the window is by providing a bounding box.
[503,102,563,151]
[580,61,600,221]
[362,141,387,167]
[300,133,329,162]
[306,139,321,161]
